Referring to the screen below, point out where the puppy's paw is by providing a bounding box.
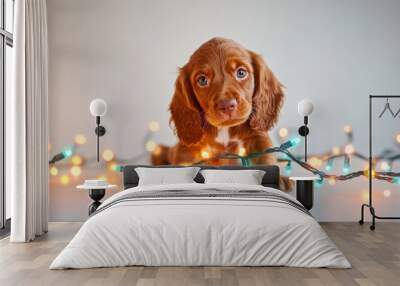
[279,176,294,192]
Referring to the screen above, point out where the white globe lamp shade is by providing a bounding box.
[90,99,107,117]
[297,99,314,116]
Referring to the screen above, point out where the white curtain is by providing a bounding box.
[9,0,49,242]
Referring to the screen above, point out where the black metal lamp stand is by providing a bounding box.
[298,116,309,162]
[94,116,106,162]
[88,188,106,215]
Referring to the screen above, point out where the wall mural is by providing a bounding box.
[49,38,400,198]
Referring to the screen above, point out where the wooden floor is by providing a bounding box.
[0,222,399,286]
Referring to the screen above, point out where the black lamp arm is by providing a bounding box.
[94,116,106,162]
[304,115,308,125]
[298,116,310,162]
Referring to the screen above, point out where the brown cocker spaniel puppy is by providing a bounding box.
[153,37,292,191]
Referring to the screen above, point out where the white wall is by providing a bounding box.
[47,0,400,221]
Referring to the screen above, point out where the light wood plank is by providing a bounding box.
[0,222,399,286]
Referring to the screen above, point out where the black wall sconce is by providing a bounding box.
[297,99,314,162]
[89,99,107,162]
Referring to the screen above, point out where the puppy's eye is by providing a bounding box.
[197,75,209,87]
[235,68,247,80]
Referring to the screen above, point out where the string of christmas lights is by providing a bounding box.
[48,122,400,192]
[191,137,400,187]
[273,125,400,187]
[48,121,162,185]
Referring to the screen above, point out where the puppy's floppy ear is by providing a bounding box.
[249,51,284,131]
[169,67,204,145]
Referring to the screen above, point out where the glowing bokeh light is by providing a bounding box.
[325,160,333,171]
[380,161,391,171]
[344,144,355,155]
[309,157,318,166]
[74,134,87,145]
[396,134,400,144]
[309,157,322,167]
[60,174,70,185]
[62,148,73,158]
[361,190,369,203]
[363,168,376,178]
[148,121,160,132]
[343,125,352,133]
[71,155,83,166]
[70,166,82,177]
[343,156,350,174]
[279,128,288,138]
[145,141,157,152]
[201,150,210,159]
[290,137,301,147]
[383,189,391,198]
[342,167,350,175]
[314,178,324,188]
[280,138,301,150]
[332,146,340,155]
[50,166,58,176]
[102,149,115,161]
[109,162,120,172]
[109,162,116,171]
[238,147,246,156]
[284,161,292,175]
[328,178,336,185]
[152,145,162,156]
[97,175,107,181]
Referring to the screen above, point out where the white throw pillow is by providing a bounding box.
[200,169,266,185]
[135,167,201,186]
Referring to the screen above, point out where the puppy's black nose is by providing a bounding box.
[217,99,238,114]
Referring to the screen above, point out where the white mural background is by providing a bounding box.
[47,0,400,221]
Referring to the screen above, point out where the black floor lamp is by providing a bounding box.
[297,99,314,161]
